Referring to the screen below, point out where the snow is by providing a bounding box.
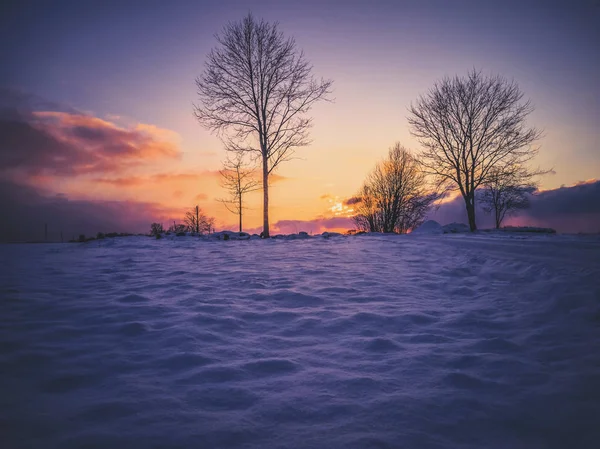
[412,219,443,234]
[441,222,470,233]
[1,233,600,449]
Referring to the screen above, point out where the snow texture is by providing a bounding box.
[1,233,600,449]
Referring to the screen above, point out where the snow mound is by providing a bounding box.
[442,222,470,233]
[210,231,251,240]
[412,220,443,234]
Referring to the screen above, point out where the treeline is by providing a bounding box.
[150,205,216,238]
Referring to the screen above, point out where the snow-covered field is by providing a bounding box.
[1,233,600,449]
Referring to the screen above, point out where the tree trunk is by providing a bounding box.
[495,211,501,229]
[465,196,477,231]
[239,196,243,233]
[262,156,270,238]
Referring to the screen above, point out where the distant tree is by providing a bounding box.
[150,222,164,236]
[168,221,187,234]
[184,206,216,234]
[194,13,333,238]
[185,206,202,233]
[219,153,260,232]
[353,143,437,233]
[480,165,539,229]
[204,216,216,234]
[408,69,542,231]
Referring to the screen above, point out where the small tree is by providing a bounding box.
[185,206,203,233]
[150,222,164,236]
[353,143,437,233]
[408,69,542,231]
[219,153,260,232]
[184,206,215,234]
[194,14,332,237]
[480,166,538,228]
[204,216,216,234]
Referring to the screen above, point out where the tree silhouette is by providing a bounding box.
[408,70,542,231]
[219,153,260,233]
[194,13,332,237]
[353,143,437,233]
[184,206,215,234]
[150,222,164,236]
[480,165,540,228]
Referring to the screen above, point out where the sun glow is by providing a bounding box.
[326,197,355,217]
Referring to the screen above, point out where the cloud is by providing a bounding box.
[269,173,288,184]
[0,89,191,241]
[92,172,209,187]
[271,217,355,234]
[0,179,180,242]
[426,180,600,233]
[194,193,209,201]
[343,196,362,206]
[0,89,181,180]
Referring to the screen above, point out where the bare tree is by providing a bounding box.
[408,69,542,231]
[184,206,215,234]
[218,152,260,232]
[150,222,164,236]
[480,165,539,229]
[353,143,437,233]
[194,14,333,237]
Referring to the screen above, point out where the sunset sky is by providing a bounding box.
[1,0,599,240]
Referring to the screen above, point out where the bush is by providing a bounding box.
[78,234,86,242]
[97,232,105,239]
[150,223,164,237]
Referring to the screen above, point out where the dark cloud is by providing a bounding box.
[0,180,177,242]
[0,88,180,179]
[0,88,185,242]
[0,117,93,176]
[427,180,600,233]
[343,196,362,206]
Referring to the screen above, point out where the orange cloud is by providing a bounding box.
[269,173,288,184]
[92,171,219,187]
[31,110,181,162]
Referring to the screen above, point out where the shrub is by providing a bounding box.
[150,223,164,237]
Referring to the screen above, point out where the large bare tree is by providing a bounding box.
[219,152,260,232]
[408,70,542,231]
[194,14,333,237]
[353,143,437,234]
